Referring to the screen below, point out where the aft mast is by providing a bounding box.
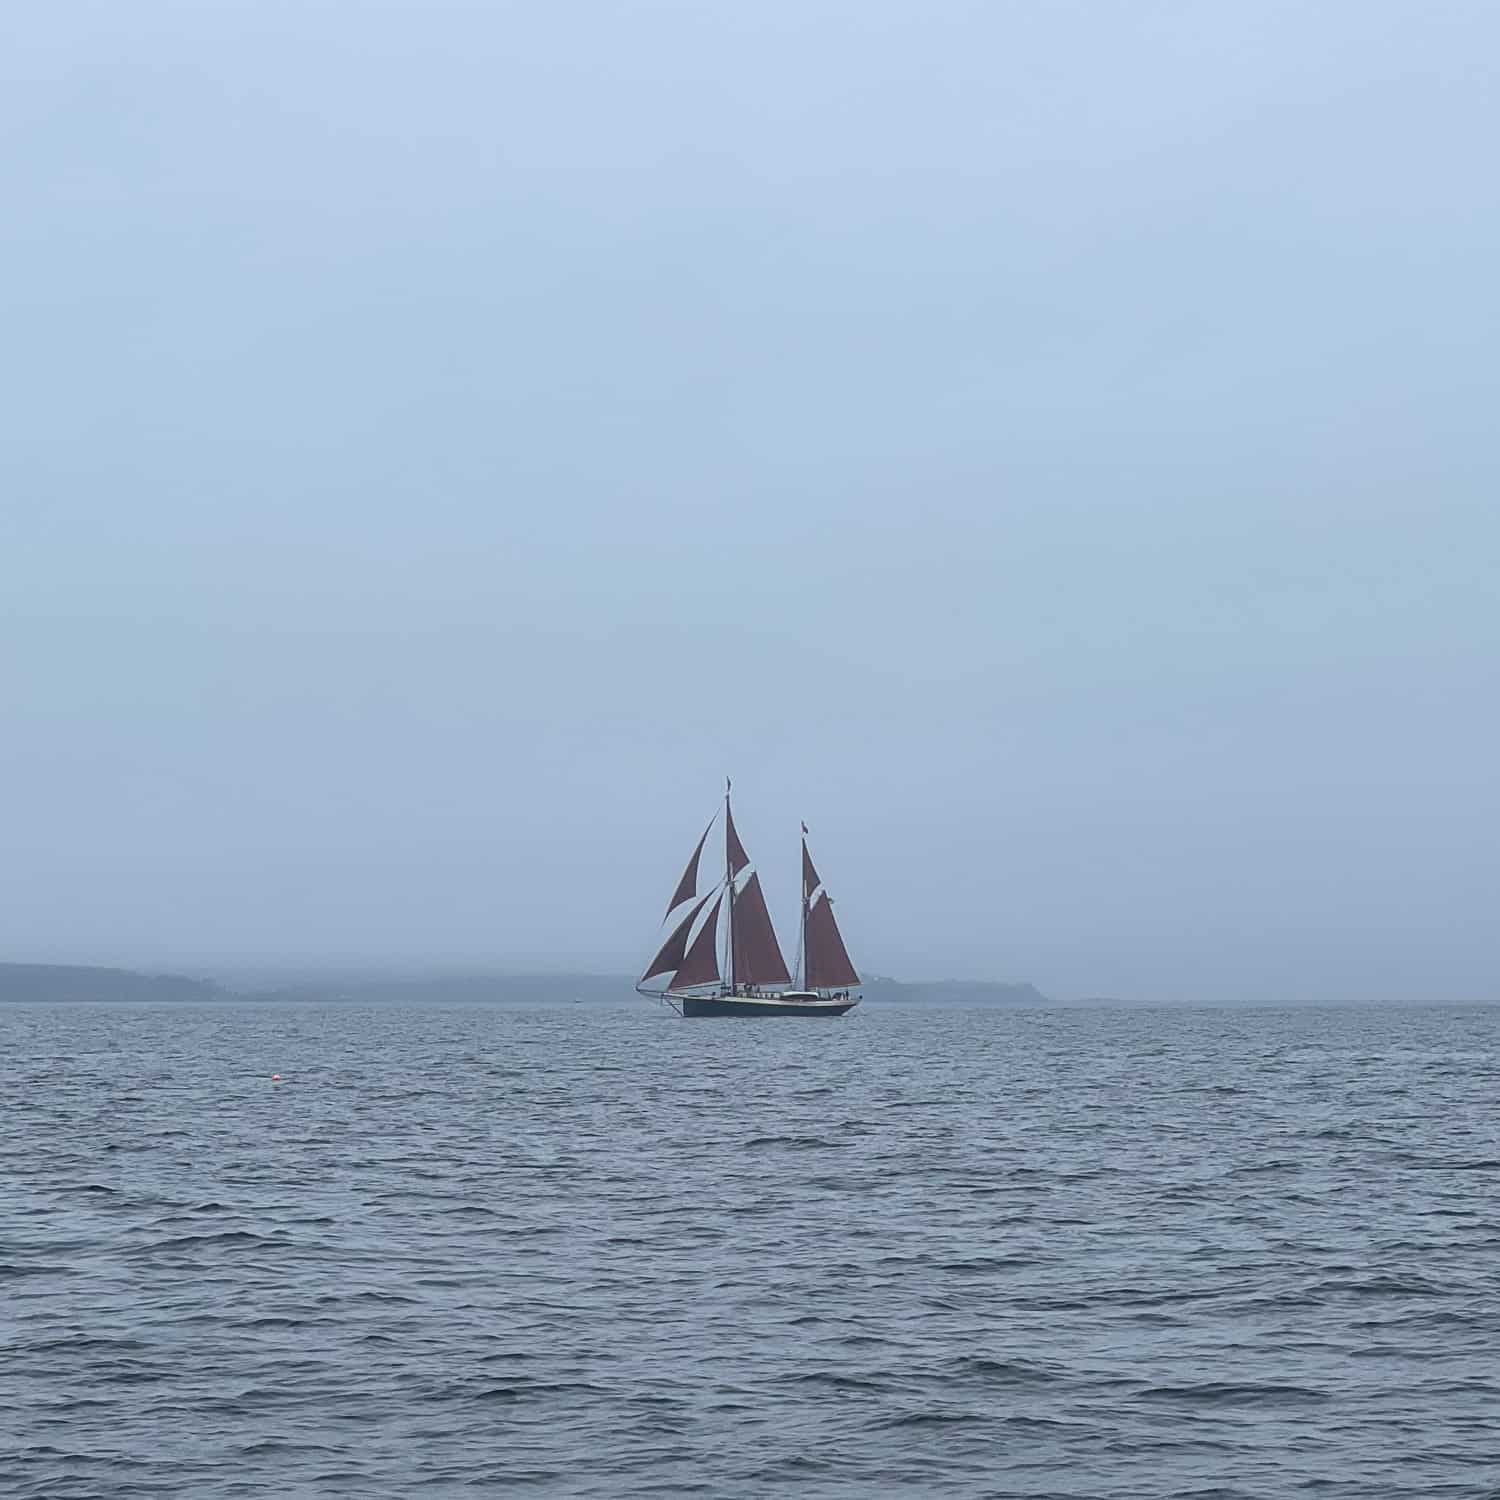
[799,821,810,989]
[724,778,734,995]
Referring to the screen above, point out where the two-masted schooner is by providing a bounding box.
[637,784,861,1018]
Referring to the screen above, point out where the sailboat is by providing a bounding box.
[637,783,861,1018]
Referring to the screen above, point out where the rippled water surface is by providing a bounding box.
[3,1000,1499,1497]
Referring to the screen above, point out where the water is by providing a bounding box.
[3,1000,1498,1498]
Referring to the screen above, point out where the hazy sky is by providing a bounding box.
[3,1,1497,1002]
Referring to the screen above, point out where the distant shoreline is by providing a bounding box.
[0,960,1048,1007]
[2,961,1496,1009]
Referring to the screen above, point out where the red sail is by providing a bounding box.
[725,804,751,876]
[641,891,714,982]
[731,872,791,987]
[669,894,723,990]
[666,820,713,916]
[805,892,859,989]
[802,839,822,899]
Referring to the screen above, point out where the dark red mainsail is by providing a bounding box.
[805,891,859,990]
[731,872,791,987]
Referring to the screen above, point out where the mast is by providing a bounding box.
[799,822,809,989]
[724,778,734,994]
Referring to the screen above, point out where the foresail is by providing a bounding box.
[641,890,714,983]
[805,891,859,989]
[731,872,791,987]
[666,818,714,916]
[668,893,723,991]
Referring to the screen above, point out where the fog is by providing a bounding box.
[3,2,1496,1002]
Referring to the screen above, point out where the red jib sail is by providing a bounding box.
[641,891,715,983]
[669,893,723,991]
[731,872,791,987]
[805,891,859,989]
[666,820,713,916]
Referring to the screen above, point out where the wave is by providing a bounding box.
[1139,1383,1331,1405]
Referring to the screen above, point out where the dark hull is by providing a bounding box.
[680,993,858,1018]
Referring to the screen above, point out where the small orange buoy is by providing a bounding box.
[271,1074,281,1081]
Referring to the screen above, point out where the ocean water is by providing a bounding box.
[3,999,1498,1499]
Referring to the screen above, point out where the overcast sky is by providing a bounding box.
[3,1,1496,1002]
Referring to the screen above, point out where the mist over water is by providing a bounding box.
[6,999,1498,1497]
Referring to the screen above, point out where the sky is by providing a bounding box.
[2,1,1497,1003]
